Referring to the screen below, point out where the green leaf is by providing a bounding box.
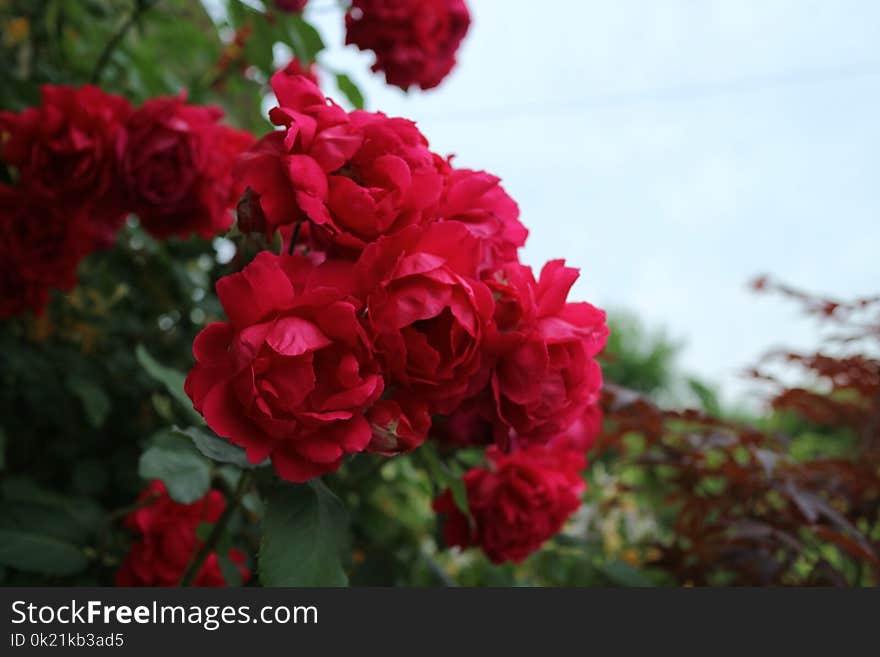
[259,480,349,586]
[218,554,244,587]
[0,478,103,545]
[151,392,174,422]
[174,425,261,469]
[195,521,214,542]
[0,529,88,576]
[138,431,211,504]
[686,377,722,416]
[67,375,111,428]
[447,477,470,518]
[600,559,655,587]
[284,14,325,64]
[334,73,365,109]
[136,344,202,423]
[420,445,470,517]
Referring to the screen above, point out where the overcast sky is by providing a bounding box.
[301,0,880,403]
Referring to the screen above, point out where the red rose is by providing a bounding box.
[281,57,319,85]
[117,95,254,239]
[345,0,470,91]
[320,110,444,254]
[0,84,131,248]
[366,396,431,455]
[235,71,444,255]
[115,481,250,587]
[432,392,495,447]
[437,166,526,275]
[184,251,384,482]
[275,0,308,12]
[433,445,585,564]
[0,185,91,318]
[355,221,494,413]
[548,404,603,454]
[234,72,360,240]
[486,260,608,448]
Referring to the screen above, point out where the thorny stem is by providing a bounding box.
[179,471,254,586]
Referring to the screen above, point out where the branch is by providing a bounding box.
[90,0,154,84]
[179,471,253,586]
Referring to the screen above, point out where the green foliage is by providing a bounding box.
[66,374,111,428]
[0,0,368,588]
[0,528,89,576]
[335,72,365,109]
[174,425,260,470]
[138,430,211,504]
[0,478,102,576]
[259,481,350,586]
[136,344,203,424]
[602,311,681,398]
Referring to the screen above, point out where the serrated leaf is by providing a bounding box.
[173,425,262,469]
[259,480,349,586]
[138,431,211,504]
[335,73,364,109]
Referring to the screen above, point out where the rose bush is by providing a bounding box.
[2,0,617,585]
[185,68,607,566]
[0,85,252,320]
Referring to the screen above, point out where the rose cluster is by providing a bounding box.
[185,68,608,563]
[345,0,471,91]
[0,84,253,319]
[116,481,251,587]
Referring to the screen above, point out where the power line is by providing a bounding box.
[418,63,880,123]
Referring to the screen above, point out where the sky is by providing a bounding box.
[299,0,880,404]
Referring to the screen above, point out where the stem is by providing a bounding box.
[180,471,253,586]
[107,491,159,521]
[287,219,303,255]
[90,0,153,84]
